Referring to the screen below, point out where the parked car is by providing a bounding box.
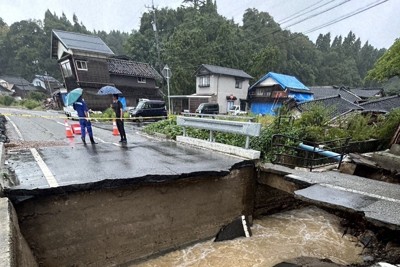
[228,105,247,116]
[129,99,167,121]
[195,103,219,114]
[63,106,78,120]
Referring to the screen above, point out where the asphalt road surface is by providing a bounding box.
[1,108,246,195]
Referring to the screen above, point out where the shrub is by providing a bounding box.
[295,103,333,127]
[143,116,182,138]
[23,99,41,110]
[89,108,128,122]
[345,113,376,141]
[376,108,400,147]
[27,91,46,102]
[0,95,15,106]
[255,114,275,126]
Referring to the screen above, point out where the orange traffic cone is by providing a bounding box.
[112,119,119,136]
[65,120,74,138]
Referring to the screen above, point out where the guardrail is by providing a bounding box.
[176,116,261,149]
[180,112,256,121]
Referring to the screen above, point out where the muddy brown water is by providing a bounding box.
[136,206,363,267]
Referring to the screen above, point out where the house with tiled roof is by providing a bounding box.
[0,76,45,98]
[248,72,313,115]
[360,95,400,114]
[292,95,364,121]
[32,75,63,93]
[309,86,361,103]
[51,29,162,109]
[350,88,384,101]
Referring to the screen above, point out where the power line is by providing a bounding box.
[271,0,389,46]
[246,0,382,44]
[278,0,336,24]
[282,0,350,29]
[303,0,389,34]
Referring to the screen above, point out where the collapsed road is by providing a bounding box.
[0,108,399,266]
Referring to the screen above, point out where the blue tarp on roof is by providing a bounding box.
[249,72,309,92]
[289,92,314,102]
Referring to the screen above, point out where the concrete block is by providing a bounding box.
[177,136,260,159]
[371,151,400,172]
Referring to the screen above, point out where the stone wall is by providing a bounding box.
[14,166,254,266]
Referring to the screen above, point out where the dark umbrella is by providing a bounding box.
[97,86,122,95]
[66,88,83,106]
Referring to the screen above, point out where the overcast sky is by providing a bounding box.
[1,0,399,48]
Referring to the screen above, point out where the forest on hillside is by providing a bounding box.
[0,0,396,95]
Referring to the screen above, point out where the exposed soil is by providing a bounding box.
[5,140,66,151]
[326,208,400,266]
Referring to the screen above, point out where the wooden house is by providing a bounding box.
[51,30,162,110]
[248,72,313,115]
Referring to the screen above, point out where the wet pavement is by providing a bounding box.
[2,111,250,197]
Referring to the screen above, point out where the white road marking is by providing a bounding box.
[5,115,59,188]
[5,115,24,140]
[30,148,59,187]
[320,183,400,204]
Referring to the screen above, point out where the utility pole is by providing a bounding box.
[146,0,162,73]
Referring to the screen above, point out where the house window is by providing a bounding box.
[138,77,146,83]
[199,76,210,87]
[235,79,242,89]
[61,60,73,78]
[255,89,272,97]
[76,60,88,71]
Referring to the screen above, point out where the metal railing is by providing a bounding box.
[180,112,255,121]
[176,116,261,149]
[271,134,351,171]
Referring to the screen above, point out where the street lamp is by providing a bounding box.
[162,64,172,114]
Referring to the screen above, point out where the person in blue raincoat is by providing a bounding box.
[73,96,97,145]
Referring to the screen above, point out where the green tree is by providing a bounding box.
[366,39,400,81]
[0,18,9,75]
[315,33,331,52]
[250,45,283,79]
[1,20,45,78]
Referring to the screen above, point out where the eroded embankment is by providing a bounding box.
[9,165,255,266]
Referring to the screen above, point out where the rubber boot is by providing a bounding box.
[90,136,98,144]
[81,137,86,145]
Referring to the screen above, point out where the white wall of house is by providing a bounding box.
[196,74,250,114]
[32,78,45,89]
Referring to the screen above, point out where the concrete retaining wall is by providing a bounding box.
[254,166,306,217]
[14,167,255,266]
[0,198,38,267]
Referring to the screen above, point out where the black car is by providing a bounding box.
[129,100,167,121]
[195,103,219,114]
